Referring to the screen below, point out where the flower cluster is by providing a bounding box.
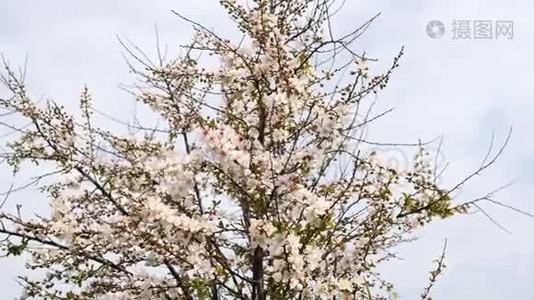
[0,0,475,299]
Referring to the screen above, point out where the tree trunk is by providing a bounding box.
[252,246,265,300]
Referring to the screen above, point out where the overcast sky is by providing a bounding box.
[1,1,533,299]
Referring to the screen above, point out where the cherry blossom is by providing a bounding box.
[0,0,505,299]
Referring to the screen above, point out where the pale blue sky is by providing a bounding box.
[1,1,533,299]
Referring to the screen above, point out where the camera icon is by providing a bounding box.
[426,20,446,39]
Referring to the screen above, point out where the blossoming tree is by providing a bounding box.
[0,0,508,299]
